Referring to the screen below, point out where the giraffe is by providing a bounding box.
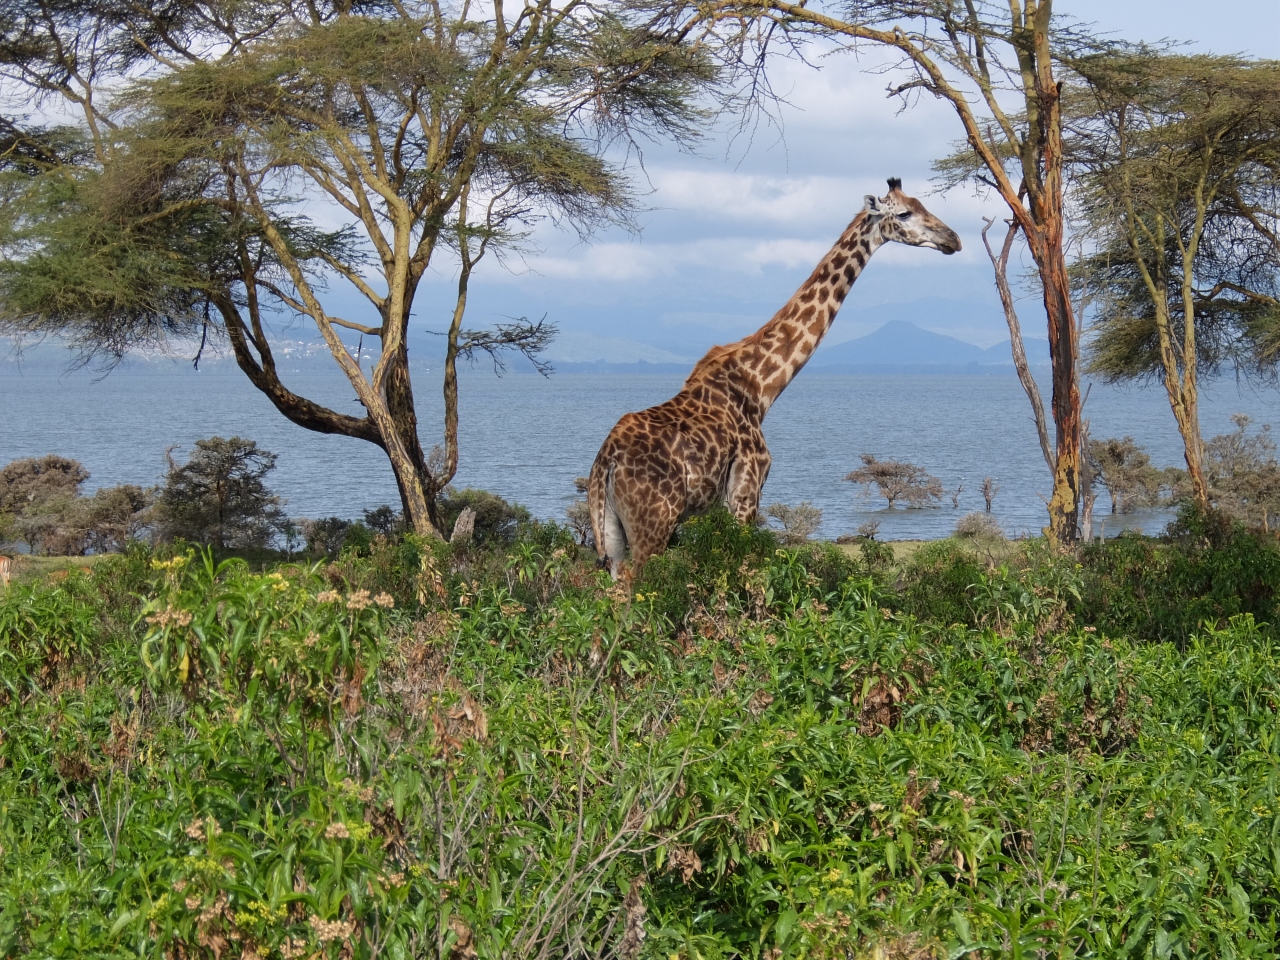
[587,178,962,578]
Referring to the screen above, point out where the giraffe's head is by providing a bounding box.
[863,178,962,255]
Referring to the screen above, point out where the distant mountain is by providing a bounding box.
[811,320,1049,373]
[814,319,985,367]
[5,319,1050,378]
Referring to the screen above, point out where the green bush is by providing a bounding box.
[634,506,780,623]
[4,527,1280,959]
[1076,503,1280,644]
[895,539,986,625]
[437,487,531,545]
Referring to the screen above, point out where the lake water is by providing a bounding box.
[4,365,1280,540]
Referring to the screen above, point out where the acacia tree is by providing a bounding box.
[846,455,943,509]
[676,0,1088,543]
[0,0,712,537]
[1087,436,1160,514]
[158,437,286,549]
[1073,54,1280,506]
[1204,414,1280,531]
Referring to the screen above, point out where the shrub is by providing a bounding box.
[954,511,1003,541]
[437,488,530,545]
[4,531,1280,957]
[766,501,823,545]
[1075,502,1280,644]
[635,505,780,623]
[895,540,984,625]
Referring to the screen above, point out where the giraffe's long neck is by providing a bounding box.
[730,213,884,412]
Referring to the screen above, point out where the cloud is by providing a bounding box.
[647,169,863,226]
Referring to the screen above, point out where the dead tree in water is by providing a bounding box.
[981,477,1000,513]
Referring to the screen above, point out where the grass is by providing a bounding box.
[835,536,1022,565]
[2,513,1280,958]
[1,552,109,585]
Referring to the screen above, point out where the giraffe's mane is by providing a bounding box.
[682,208,874,388]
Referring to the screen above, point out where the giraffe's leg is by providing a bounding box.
[588,455,627,576]
[601,502,628,577]
[625,500,682,581]
[725,447,771,524]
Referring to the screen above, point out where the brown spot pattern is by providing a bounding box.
[587,185,960,577]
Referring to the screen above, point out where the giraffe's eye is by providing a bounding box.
[896,211,912,220]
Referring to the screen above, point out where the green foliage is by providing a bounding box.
[158,437,285,550]
[437,487,531,546]
[293,515,380,560]
[896,540,986,626]
[6,528,1280,958]
[634,506,780,622]
[1078,503,1280,645]
[1074,53,1280,384]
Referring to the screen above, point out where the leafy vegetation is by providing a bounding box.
[0,455,151,555]
[5,502,1280,958]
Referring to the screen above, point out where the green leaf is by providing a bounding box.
[776,908,798,945]
[109,909,137,937]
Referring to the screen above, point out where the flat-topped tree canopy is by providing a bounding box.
[0,0,716,537]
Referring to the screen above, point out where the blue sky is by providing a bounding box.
[392,0,1279,363]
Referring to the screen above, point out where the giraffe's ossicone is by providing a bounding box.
[588,179,962,579]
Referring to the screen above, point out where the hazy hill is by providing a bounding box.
[811,320,1049,373]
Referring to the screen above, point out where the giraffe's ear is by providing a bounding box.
[864,194,882,216]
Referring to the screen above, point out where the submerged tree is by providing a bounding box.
[1075,54,1280,507]
[0,0,714,538]
[846,455,943,509]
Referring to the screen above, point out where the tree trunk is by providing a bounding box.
[1166,377,1210,505]
[1029,228,1082,544]
[383,434,438,538]
[383,339,447,536]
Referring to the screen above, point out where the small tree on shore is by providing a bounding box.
[846,455,943,510]
[0,455,89,553]
[766,502,823,545]
[1205,415,1280,530]
[1089,437,1162,514]
[566,501,594,548]
[158,438,285,550]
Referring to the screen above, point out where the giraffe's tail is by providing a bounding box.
[588,450,626,578]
